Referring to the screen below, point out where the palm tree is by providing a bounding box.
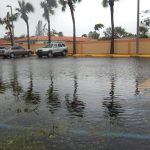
[102,0,119,54]
[0,12,18,46]
[16,0,34,49]
[41,0,57,43]
[94,23,104,38]
[94,23,104,32]
[59,0,82,54]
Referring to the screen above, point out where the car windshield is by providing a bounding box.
[44,44,53,48]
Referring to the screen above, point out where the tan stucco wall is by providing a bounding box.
[18,39,150,54]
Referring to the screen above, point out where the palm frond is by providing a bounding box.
[59,0,67,11]
[46,0,57,8]
[40,1,49,21]
[0,18,3,25]
[16,0,34,23]
[102,0,109,7]
[25,3,34,13]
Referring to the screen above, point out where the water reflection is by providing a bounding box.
[103,76,124,124]
[0,78,7,94]
[135,79,140,96]
[65,75,85,117]
[10,63,23,100]
[47,74,60,114]
[23,69,40,105]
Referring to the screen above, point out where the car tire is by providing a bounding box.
[28,51,32,56]
[47,51,53,58]
[37,54,42,58]
[62,50,67,56]
[10,53,15,58]
[3,56,7,59]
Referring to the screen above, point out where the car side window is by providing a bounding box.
[17,47,21,50]
[12,46,18,50]
[20,47,25,50]
[53,44,57,48]
[58,44,62,47]
[49,44,53,48]
[62,44,65,47]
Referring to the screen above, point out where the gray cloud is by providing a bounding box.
[0,0,149,38]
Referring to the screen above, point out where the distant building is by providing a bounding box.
[15,36,97,44]
[0,39,10,45]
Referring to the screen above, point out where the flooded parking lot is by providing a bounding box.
[0,57,150,150]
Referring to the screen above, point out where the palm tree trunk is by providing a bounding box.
[47,16,51,43]
[26,21,30,49]
[8,26,13,46]
[69,6,76,54]
[110,5,115,54]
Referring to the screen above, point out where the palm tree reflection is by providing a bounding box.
[10,63,23,100]
[47,74,60,114]
[0,69,7,94]
[103,76,124,124]
[23,71,40,105]
[0,79,7,94]
[135,79,140,96]
[65,75,85,117]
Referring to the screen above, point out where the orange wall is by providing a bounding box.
[18,39,150,54]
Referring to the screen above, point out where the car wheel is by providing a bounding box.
[28,51,32,56]
[38,55,42,58]
[47,51,53,58]
[3,55,7,59]
[62,50,67,56]
[10,53,15,58]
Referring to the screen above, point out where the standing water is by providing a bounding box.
[0,57,150,150]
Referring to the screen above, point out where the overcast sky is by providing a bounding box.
[0,0,150,38]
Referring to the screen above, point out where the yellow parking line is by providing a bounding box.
[67,54,150,58]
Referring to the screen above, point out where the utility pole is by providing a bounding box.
[136,0,140,54]
[6,5,15,46]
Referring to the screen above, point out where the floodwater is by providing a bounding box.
[0,57,150,150]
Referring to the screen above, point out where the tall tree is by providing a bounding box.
[139,26,149,38]
[82,34,87,38]
[88,31,100,39]
[103,26,134,39]
[0,12,18,46]
[59,0,82,54]
[58,32,63,36]
[35,20,47,36]
[16,0,34,49]
[140,10,150,38]
[94,23,104,38]
[94,23,104,32]
[102,0,119,54]
[41,0,57,43]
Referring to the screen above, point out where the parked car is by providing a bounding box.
[0,46,8,57]
[36,43,68,58]
[2,46,33,58]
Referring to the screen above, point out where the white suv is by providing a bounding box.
[36,43,68,58]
